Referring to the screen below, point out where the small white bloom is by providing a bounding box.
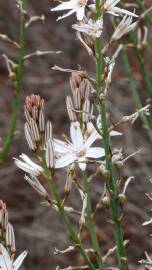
[72,18,103,38]
[112,15,137,41]
[0,244,27,270]
[103,0,138,17]
[51,0,88,21]
[14,153,43,176]
[53,122,105,171]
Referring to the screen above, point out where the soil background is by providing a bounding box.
[0,1,152,269]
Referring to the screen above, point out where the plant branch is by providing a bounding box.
[82,171,104,269]
[40,150,96,270]
[0,0,27,162]
[95,2,127,269]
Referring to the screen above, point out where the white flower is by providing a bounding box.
[14,154,43,176]
[103,0,138,17]
[112,15,137,41]
[0,244,27,270]
[72,18,103,38]
[51,0,88,21]
[53,122,105,171]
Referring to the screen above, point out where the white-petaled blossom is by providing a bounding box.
[53,122,105,171]
[72,18,103,38]
[103,0,138,17]
[112,15,138,41]
[51,0,88,21]
[0,244,27,270]
[14,154,43,176]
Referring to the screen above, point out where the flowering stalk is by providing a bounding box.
[95,2,127,270]
[40,149,96,270]
[0,0,27,162]
[122,49,152,141]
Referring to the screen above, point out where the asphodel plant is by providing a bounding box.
[13,1,151,270]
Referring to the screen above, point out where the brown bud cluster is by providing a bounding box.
[24,95,47,151]
[66,72,94,124]
[24,94,44,123]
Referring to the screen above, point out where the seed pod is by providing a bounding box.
[101,196,111,209]
[117,194,126,206]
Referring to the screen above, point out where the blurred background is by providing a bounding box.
[0,0,152,269]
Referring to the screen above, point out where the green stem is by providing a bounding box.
[0,0,27,162]
[122,50,152,141]
[82,171,103,269]
[129,31,152,99]
[95,2,127,270]
[41,151,95,270]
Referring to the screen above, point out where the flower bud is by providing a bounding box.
[9,72,17,81]
[117,194,126,206]
[98,164,110,180]
[101,196,111,209]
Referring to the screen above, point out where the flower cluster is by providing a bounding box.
[14,71,122,177]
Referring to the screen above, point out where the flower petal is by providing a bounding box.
[78,157,87,171]
[55,153,76,168]
[51,0,76,11]
[111,7,138,17]
[53,139,72,154]
[86,147,105,158]
[76,6,85,21]
[13,251,27,270]
[85,131,99,148]
[19,154,43,172]
[70,122,83,148]
[0,244,12,270]
[110,130,122,136]
[56,9,76,21]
